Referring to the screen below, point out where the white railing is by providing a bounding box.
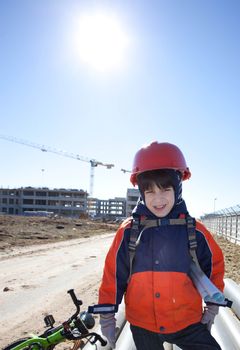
[201,206,240,244]
[84,279,240,350]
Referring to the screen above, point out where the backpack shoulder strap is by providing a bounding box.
[185,215,201,269]
[128,216,141,283]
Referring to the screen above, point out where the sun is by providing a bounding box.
[74,12,129,72]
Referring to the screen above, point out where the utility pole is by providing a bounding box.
[214,198,217,213]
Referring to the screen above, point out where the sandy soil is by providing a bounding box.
[0,214,118,251]
[0,215,240,349]
[213,235,240,284]
[0,215,118,349]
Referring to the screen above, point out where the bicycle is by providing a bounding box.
[3,289,107,350]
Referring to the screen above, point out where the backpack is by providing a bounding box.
[128,214,232,308]
[128,214,199,281]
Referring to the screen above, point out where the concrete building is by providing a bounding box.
[0,187,87,217]
[126,188,140,217]
[87,197,126,218]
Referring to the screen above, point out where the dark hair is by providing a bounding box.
[137,169,180,193]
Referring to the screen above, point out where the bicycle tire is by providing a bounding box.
[2,338,31,350]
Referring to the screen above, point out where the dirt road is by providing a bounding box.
[1,233,114,348]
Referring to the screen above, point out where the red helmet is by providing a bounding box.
[130,141,191,186]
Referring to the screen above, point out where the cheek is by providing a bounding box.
[144,194,152,207]
[144,196,150,205]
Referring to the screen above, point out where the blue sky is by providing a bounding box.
[0,0,240,218]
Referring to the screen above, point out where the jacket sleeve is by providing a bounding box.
[196,221,225,292]
[90,219,131,314]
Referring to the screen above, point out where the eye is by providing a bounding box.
[145,189,153,194]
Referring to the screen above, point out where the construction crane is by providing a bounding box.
[121,168,131,173]
[0,134,114,197]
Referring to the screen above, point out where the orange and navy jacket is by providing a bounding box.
[92,202,224,334]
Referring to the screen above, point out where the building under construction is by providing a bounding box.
[0,187,140,218]
[0,187,87,216]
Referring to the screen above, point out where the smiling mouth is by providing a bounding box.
[154,205,166,210]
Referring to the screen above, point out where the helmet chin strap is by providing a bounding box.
[167,170,182,206]
[175,179,183,205]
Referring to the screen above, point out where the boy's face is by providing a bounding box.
[144,183,175,217]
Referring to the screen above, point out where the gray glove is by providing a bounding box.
[201,304,219,331]
[100,313,116,349]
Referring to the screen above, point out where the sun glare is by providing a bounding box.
[74,12,129,72]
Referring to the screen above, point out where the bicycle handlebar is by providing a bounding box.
[68,289,83,306]
[3,289,107,349]
[67,289,83,320]
[67,289,107,346]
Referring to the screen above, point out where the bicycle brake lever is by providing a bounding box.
[88,332,107,346]
[95,334,107,347]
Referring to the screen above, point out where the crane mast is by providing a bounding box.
[0,134,114,197]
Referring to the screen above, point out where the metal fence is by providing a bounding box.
[201,205,240,244]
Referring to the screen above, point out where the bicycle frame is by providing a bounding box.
[5,328,67,350]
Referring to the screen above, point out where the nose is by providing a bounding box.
[154,189,166,202]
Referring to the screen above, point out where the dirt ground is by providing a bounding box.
[213,235,240,284]
[1,215,240,349]
[0,215,118,349]
[1,214,239,283]
[0,214,119,251]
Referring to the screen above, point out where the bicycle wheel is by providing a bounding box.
[3,338,31,350]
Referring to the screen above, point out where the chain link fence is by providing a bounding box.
[201,205,240,244]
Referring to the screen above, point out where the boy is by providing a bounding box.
[90,141,224,349]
